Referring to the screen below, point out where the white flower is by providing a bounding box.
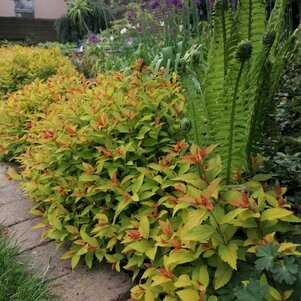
[160,21,165,27]
[109,35,114,41]
[179,25,183,32]
[120,28,128,35]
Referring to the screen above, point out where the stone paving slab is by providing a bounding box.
[0,181,23,205]
[22,241,72,279]
[0,198,34,226]
[7,217,51,252]
[52,263,132,301]
[0,162,133,301]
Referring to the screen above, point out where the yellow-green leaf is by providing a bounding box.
[132,174,144,194]
[60,250,75,260]
[145,246,157,261]
[214,261,233,289]
[7,167,21,180]
[139,215,150,239]
[183,225,215,242]
[260,208,293,221]
[151,275,172,287]
[165,249,195,267]
[174,274,192,288]
[65,225,78,234]
[221,208,248,224]
[219,242,238,270]
[198,265,209,288]
[71,254,81,269]
[176,289,199,301]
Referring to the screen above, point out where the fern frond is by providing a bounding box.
[181,72,208,147]
[235,0,266,59]
[245,39,274,156]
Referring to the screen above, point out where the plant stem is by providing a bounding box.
[221,2,228,76]
[226,61,245,184]
[248,0,252,41]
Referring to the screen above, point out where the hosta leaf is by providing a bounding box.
[176,289,199,301]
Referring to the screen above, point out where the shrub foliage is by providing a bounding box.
[0,72,83,161]
[0,45,76,99]
[8,62,300,300]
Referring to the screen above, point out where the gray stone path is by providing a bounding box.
[0,163,132,301]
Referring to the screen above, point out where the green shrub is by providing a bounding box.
[0,45,76,99]
[0,72,84,161]
[37,42,76,56]
[55,0,113,43]
[15,62,301,300]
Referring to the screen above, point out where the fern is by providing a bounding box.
[183,0,292,183]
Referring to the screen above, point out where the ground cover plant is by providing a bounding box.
[3,60,298,300]
[0,225,54,301]
[0,1,300,301]
[0,45,76,99]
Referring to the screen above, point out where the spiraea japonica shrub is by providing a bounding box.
[15,61,301,300]
[0,72,85,161]
[0,45,76,99]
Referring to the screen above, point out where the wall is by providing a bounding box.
[34,0,67,19]
[0,0,15,17]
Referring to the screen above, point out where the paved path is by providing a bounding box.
[0,163,132,301]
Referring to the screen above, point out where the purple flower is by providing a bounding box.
[165,0,183,8]
[140,1,147,9]
[128,10,137,20]
[150,0,161,10]
[194,0,201,4]
[88,34,99,43]
[126,36,133,45]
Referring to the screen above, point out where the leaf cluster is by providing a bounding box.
[0,45,76,99]
[12,62,301,299]
[0,71,82,161]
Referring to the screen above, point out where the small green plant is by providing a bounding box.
[0,226,54,301]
